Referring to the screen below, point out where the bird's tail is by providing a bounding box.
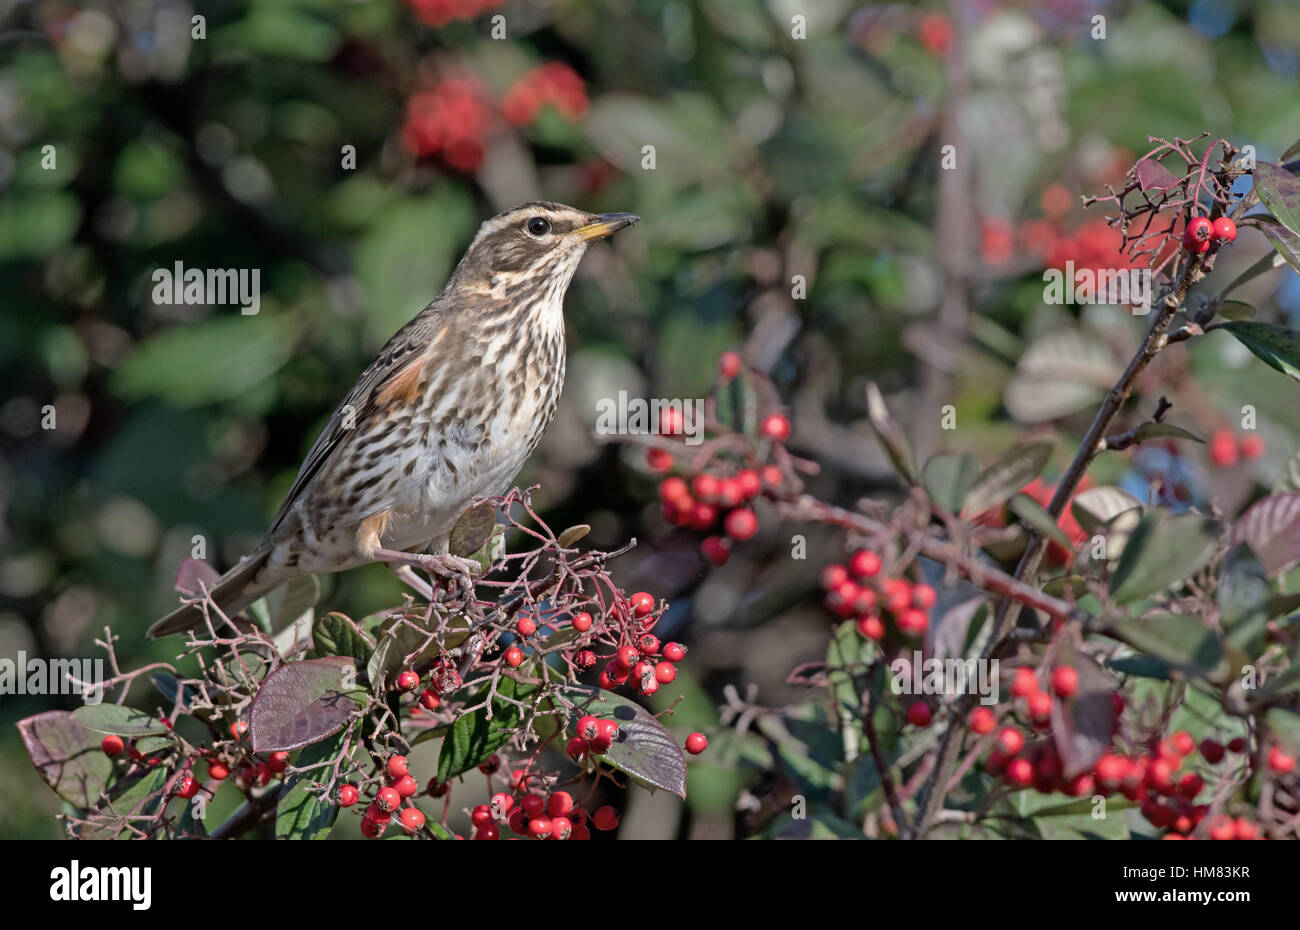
[147,549,275,639]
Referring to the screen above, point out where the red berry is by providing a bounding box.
[662,642,686,662]
[736,469,761,499]
[1208,815,1235,841]
[1005,757,1033,787]
[397,774,422,798]
[724,507,758,541]
[855,613,885,640]
[575,715,599,741]
[1240,434,1265,460]
[629,592,655,619]
[546,791,573,817]
[911,584,937,609]
[1211,216,1237,243]
[516,617,537,637]
[229,720,248,740]
[174,775,200,799]
[385,755,409,780]
[996,727,1025,757]
[1051,666,1079,699]
[691,473,720,502]
[654,661,677,683]
[1268,745,1297,774]
[1199,739,1224,764]
[819,564,849,590]
[571,612,593,633]
[761,465,783,488]
[527,816,553,838]
[594,719,620,745]
[478,754,501,775]
[760,413,791,442]
[848,549,882,579]
[575,649,597,669]
[1171,730,1195,757]
[969,707,996,735]
[548,815,574,840]
[101,735,124,757]
[658,477,690,504]
[207,761,230,781]
[395,669,419,691]
[399,807,426,832]
[1010,668,1038,698]
[471,804,493,827]
[700,535,731,566]
[615,645,640,668]
[474,823,499,840]
[566,737,587,760]
[376,787,401,812]
[718,478,744,508]
[1233,817,1258,840]
[718,351,742,381]
[419,689,441,711]
[1183,215,1213,248]
[592,805,620,831]
[1178,772,1204,800]
[685,732,708,754]
[896,608,929,635]
[1027,691,1053,724]
[1228,737,1247,754]
[906,701,933,727]
[360,816,385,838]
[267,751,290,775]
[504,645,524,667]
[1209,429,1238,467]
[338,784,359,807]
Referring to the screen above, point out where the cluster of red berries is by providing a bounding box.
[403,0,500,27]
[352,753,428,838]
[102,718,294,799]
[469,790,620,841]
[401,78,491,172]
[501,63,589,126]
[819,550,936,642]
[1208,429,1265,468]
[1181,215,1237,253]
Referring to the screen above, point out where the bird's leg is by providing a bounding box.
[386,563,436,601]
[371,548,481,601]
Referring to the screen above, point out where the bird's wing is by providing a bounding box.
[267,306,448,535]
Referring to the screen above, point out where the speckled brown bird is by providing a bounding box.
[149,202,638,638]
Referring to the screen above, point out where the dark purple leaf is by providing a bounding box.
[568,687,687,797]
[249,657,363,753]
[1050,648,1117,778]
[175,557,220,596]
[18,710,114,808]
[1253,162,1300,237]
[1235,492,1300,577]
[1136,158,1180,192]
[1258,223,1300,278]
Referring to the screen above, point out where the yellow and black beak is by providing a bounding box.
[573,212,640,241]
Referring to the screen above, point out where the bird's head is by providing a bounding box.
[451,201,638,293]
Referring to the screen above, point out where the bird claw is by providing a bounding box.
[414,553,481,601]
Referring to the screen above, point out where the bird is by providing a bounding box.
[148,201,638,638]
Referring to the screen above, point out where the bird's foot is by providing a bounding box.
[374,548,481,603]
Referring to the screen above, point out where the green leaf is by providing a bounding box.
[865,382,916,484]
[1253,162,1300,238]
[309,612,374,664]
[1221,321,1300,383]
[78,767,169,839]
[1221,250,1287,300]
[275,729,350,840]
[1071,486,1142,535]
[1050,647,1117,777]
[1265,707,1300,755]
[437,676,539,782]
[962,437,1055,518]
[18,710,115,808]
[1110,613,1222,675]
[1008,493,1076,552]
[921,453,980,513]
[1106,654,1174,680]
[113,315,295,407]
[72,704,169,738]
[1109,511,1219,604]
[1130,422,1203,444]
[1258,224,1300,278]
[1234,493,1300,577]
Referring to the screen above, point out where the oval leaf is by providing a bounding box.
[961,437,1054,518]
[1110,613,1223,675]
[565,687,687,797]
[249,657,362,753]
[1109,511,1219,605]
[275,728,349,840]
[1253,162,1300,238]
[18,711,114,808]
[72,704,169,737]
[1234,492,1300,577]
[1071,486,1142,535]
[921,453,980,514]
[1221,321,1300,382]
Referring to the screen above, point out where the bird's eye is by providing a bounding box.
[526,216,551,236]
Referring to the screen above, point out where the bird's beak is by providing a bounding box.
[573,213,640,241]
